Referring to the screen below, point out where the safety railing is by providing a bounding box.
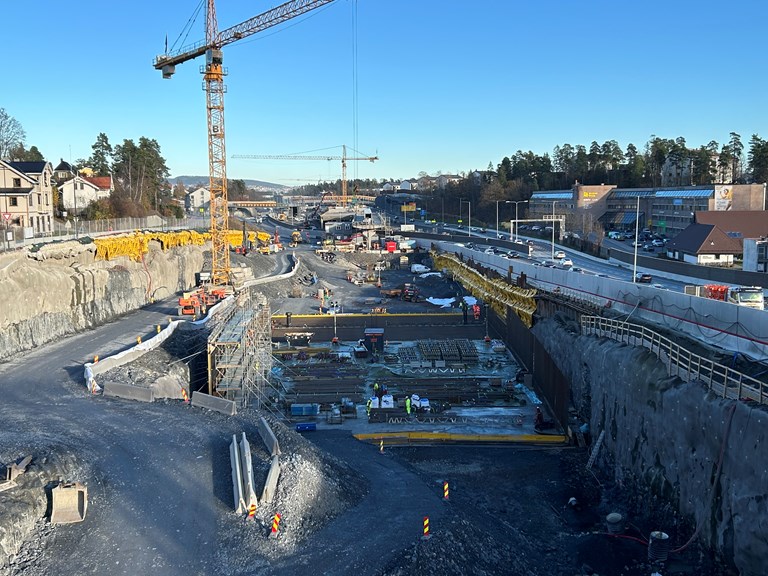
[580,316,768,406]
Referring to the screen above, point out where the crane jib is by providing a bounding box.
[153,0,336,72]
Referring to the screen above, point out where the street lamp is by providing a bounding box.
[550,201,557,259]
[510,200,529,241]
[632,195,640,283]
[460,199,472,237]
[495,200,511,240]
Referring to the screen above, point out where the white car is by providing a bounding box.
[559,258,573,268]
[554,250,566,259]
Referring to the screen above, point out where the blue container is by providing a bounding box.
[295,423,317,432]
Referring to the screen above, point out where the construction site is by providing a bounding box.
[1,1,765,575]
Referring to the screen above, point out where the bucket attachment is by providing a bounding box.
[50,482,88,524]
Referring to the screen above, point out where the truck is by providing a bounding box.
[289,230,303,247]
[698,285,765,310]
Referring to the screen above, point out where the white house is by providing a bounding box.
[0,160,55,237]
[59,175,113,213]
[186,187,210,213]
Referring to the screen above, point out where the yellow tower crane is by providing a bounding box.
[153,0,337,286]
[232,145,378,206]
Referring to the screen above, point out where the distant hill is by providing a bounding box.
[169,175,287,189]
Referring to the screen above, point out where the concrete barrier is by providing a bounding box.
[230,433,259,514]
[238,433,258,511]
[256,417,280,456]
[192,391,237,416]
[261,455,281,503]
[104,382,154,403]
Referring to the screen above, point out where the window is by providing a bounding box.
[79,183,84,190]
[13,178,21,187]
[45,194,49,206]
[28,195,33,206]
[10,197,18,206]
[37,194,42,205]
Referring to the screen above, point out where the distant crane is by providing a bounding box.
[153,0,337,286]
[233,145,378,206]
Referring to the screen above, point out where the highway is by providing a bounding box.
[426,222,690,292]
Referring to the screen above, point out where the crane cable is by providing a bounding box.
[351,0,359,189]
[169,0,206,53]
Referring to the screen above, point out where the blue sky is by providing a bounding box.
[5,0,768,185]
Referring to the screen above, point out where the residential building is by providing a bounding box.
[665,223,742,267]
[0,160,55,237]
[53,159,76,184]
[59,175,113,213]
[186,187,210,213]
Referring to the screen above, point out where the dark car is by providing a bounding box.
[642,244,655,252]
[635,273,653,283]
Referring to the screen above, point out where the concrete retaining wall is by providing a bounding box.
[191,392,237,416]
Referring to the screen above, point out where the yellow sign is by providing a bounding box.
[400,203,417,212]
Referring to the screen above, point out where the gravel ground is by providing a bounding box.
[1,242,731,576]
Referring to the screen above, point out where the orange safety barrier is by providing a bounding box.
[247,503,256,521]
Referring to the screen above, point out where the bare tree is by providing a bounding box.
[0,108,26,160]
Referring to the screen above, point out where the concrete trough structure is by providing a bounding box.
[257,417,280,456]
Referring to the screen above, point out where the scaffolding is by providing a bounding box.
[207,287,273,409]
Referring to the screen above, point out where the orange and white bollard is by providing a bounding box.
[379,439,384,454]
[443,481,449,501]
[247,503,256,521]
[181,388,190,404]
[157,324,161,334]
[270,513,281,537]
[421,516,431,540]
[136,336,142,345]
[93,355,99,364]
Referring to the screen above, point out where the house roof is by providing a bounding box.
[54,160,74,172]
[84,176,112,190]
[666,223,743,255]
[8,161,47,174]
[694,211,768,240]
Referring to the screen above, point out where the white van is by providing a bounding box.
[410,263,430,274]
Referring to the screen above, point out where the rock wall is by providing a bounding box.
[0,240,204,362]
[533,316,768,576]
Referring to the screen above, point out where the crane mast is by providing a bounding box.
[233,145,378,206]
[154,0,336,285]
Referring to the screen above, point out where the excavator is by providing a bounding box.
[289,230,303,248]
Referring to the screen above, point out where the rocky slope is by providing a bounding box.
[0,240,203,362]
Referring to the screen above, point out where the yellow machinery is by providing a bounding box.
[232,145,378,206]
[290,230,303,247]
[153,0,337,286]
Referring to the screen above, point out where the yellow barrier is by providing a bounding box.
[431,251,537,327]
[94,230,209,262]
[354,431,567,444]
